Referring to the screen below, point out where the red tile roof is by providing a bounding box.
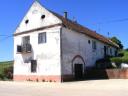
[52,11,119,48]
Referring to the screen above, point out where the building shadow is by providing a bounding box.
[63,69,109,82]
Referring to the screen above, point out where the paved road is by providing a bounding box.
[0,79,128,96]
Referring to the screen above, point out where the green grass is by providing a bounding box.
[123,51,128,57]
[0,61,13,75]
[0,61,13,80]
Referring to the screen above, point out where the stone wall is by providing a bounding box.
[85,69,128,79]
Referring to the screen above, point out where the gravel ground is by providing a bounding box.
[0,79,128,96]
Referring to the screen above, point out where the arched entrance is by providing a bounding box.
[72,55,85,80]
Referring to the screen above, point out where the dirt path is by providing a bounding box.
[0,79,128,96]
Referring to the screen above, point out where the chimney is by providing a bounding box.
[73,17,77,23]
[64,12,68,19]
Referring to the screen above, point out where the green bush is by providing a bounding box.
[0,61,13,80]
[95,50,128,69]
[110,57,122,63]
[118,53,124,57]
[110,57,122,67]
[0,74,4,80]
[110,56,128,64]
[96,57,113,69]
[121,58,128,64]
[3,66,13,79]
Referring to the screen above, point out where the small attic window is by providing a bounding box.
[25,19,29,24]
[41,15,45,19]
[88,40,91,44]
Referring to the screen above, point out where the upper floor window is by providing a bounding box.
[22,36,30,44]
[22,36,31,53]
[92,40,97,51]
[38,32,46,44]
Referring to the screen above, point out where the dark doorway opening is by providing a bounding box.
[31,60,37,73]
[74,64,83,80]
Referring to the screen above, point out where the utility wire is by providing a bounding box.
[0,35,10,37]
[94,17,128,33]
[96,18,128,25]
[107,18,128,23]
[0,35,13,42]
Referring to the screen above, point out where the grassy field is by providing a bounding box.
[121,50,128,58]
[0,61,13,80]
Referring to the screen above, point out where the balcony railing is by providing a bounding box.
[17,43,32,53]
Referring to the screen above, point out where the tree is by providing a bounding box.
[110,37,123,49]
[125,48,128,51]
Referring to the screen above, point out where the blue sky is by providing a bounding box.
[0,0,128,61]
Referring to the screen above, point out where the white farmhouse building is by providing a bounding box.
[13,1,118,82]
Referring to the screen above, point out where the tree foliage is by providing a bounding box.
[110,37,123,49]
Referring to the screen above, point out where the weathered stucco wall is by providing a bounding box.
[14,26,61,76]
[15,1,62,33]
[61,27,117,75]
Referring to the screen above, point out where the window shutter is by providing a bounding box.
[17,45,22,52]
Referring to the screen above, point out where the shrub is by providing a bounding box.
[96,50,128,69]
[96,57,124,69]
[0,61,13,80]
[110,57,122,63]
[110,57,128,67]
[118,53,124,57]
[122,58,128,64]
[0,74,4,80]
[96,57,112,69]
[3,66,13,79]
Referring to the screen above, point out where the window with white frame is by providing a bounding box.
[38,32,46,44]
